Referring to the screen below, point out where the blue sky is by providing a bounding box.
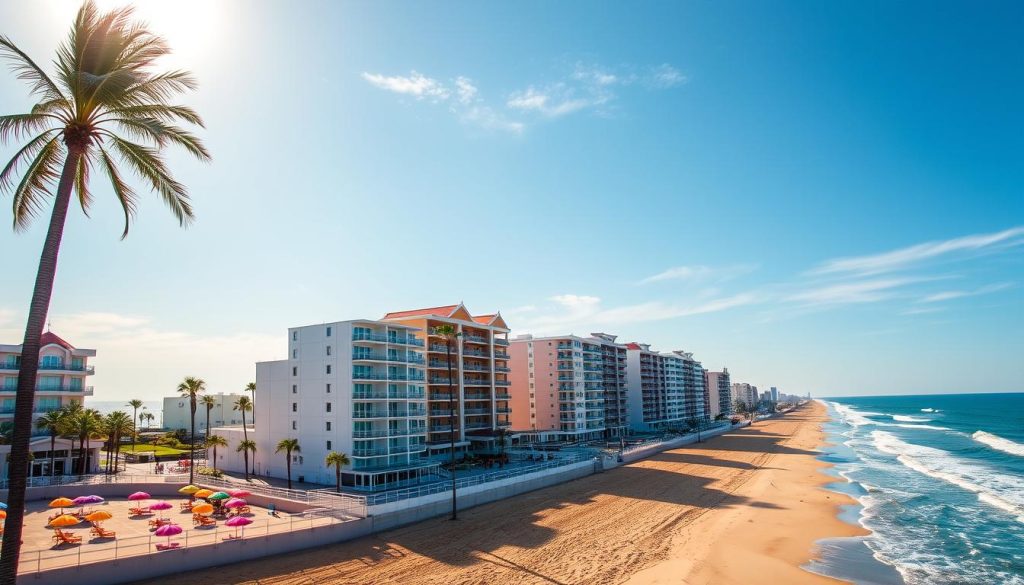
[0,0,1021,400]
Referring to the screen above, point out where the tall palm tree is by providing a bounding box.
[200,394,216,437]
[126,398,143,456]
[141,411,154,429]
[205,434,227,472]
[0,3,209,575]
[34,410,64,478]
[235,439,256,480]
[245,381,256,419]
[58,401,82,476]
[275,438,301,490]
[233,395,253,476]
[176,376,206,484]
[102,411,132,475]
[324,451,350,493]
[71,408,101,475]
[435,323,461,521]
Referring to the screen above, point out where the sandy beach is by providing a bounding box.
[133,401,861,585]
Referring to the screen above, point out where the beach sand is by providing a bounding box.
[135,401,861,585]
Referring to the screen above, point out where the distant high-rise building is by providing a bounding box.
[770,386,779,402]
[705,368,732,419]
[625,343,706,431]
[731,382,758,407]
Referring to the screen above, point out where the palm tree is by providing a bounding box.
[0,3,210,574]
[435,323,461,521]
[233,395,253,476]
[275,438,301,490]
[126,398,143,456]
[245,381,256,419]
[324,451,350,493]
[102,411,132,475]
[205,435,227,472]
[58,401,82,476]
[176,376,206,484]
[71,409,101,475]
[34,410,64,478]
[200,394,216,437]
[142,411,155,429]
[235,439,256,480]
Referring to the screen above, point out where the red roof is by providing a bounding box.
[40,331,75,350]
[625,342,643,350]
[472,314,496,324]
[383,304,460,320]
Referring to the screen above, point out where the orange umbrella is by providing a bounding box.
[191,503,214,515]
[84,511,111,523]
[193,489,214,499]
[49,497,74,514]
[0,510,7,519]
[50,514,80,527]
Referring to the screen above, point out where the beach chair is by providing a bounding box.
[90,525,116,539]
[148,518,173,529]
[193,513,217,527]
[180,501,194,511]
[236,505,252,515]
[52,529,82,545]
[129,506,152,516]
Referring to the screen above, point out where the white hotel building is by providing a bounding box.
[213,319,436,491]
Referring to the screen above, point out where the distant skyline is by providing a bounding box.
[0,1,1021,400]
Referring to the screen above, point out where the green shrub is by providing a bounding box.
[196,466,222,478]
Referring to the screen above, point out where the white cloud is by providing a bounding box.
[361,71,450,101]
[811,226,1024,276]
[506,86,593,118]
[786,278,925,306]
[919,282,1012,303]
[647,64,686,88]
[639,264,757,285]
[460,106,524,134]
[454,76,478,104]
[572,63,619,86]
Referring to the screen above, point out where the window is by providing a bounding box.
[291,420,297,430]
[326,345,331,356]
[326,326,332,337]
[292,349,298,358]
[326,421,331,431]
[326,402,332,413]
[292,366,297,376]
[292,331,297,341]
[326,440,332,450]
[292,385,297,394]
[292,403,297,412]
[326,365,331,374]
[326,383,331,393]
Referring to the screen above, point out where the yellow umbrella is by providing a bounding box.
[50,514,80,527]
[193,489,214,499]
[49,497,74,509]
[191,503,214,515]
[84,511,111,523]
[178,485,201,495]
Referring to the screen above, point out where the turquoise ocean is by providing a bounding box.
[808,393,1024,585]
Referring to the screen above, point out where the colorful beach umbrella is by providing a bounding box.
[191,503,214,515]
[0,510,7,519]
[150,501,173,519]
[85,495,104,504]
[207,491,230,501]
[71,496,92,506]
[223,498,246,509]
[178,485,201,495]
[127,491,150,501]
[49,497,74,512]
[193,489,214,499]
[228,489,251,498]
[50,514,79,527]
[0,502,7,510]
[224,515,252,538]
[154,523,182,548]
[84,511,111,523]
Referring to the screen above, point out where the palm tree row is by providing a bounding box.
[32,403,136,476]
[202,434,350,493]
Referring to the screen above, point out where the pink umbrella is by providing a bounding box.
[149,501,173,520]
[223,498,246,509]
[154,523,182,549]
[224,515,252,538]
[228,489,251,498]
[127,491,150,501]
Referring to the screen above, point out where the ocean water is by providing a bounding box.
[811,393,1024,585]
[85,400,163,427]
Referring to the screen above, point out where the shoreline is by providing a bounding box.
[132,402,863,585]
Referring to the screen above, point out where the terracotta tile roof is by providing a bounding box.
[471,314,496,324]
[625,342,643,350]
[40,331,75,350]
[383,304,459,319]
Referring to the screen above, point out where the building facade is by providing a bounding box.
[163,392,247,434]
[0,332,100,479]
[732,382,758,407]
[704,369,732,420]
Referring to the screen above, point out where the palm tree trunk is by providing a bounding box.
[286,455,291,490]
[212,446,217,472]
[131,406,138,458]
[49,434,56,479]
[189,398,196,484]
[336,467,340,493]
[241,409,248,479]
[0,149,81,582]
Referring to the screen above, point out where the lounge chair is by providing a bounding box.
[155,542,181,551]
[180,501,194,511]
[129,506,152,516]
[148,518,173,529]
[192,513,216,527]
[89,525,116,539]
[52,529,82,545]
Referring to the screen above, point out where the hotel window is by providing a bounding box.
[326,365,331,374]
[292,385,297,394]
[326,421,331,431]
[292,331,297,341]
[292,349,297,358]
[326,383,331,393]
[326,402,332,412]
[326,345,331,356]
[292,403,297,412]
[292,420,297,430]
[326,440,332,450]
[292,366,297,376]
[326,326,332,337]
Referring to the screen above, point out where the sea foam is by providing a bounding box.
[973,431,1024,457]
[892,414,931,423]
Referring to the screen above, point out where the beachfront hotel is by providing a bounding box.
[625,343,708,432]
[381,304,512,455]
[0,332,100,479]
[704,369,733,419]
[212,319,436,491]
[732,382,759,406]
[162,391,247,435]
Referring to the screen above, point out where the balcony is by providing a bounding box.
[352,411,389,419]
[462,334,489,344]
[352,430,389,438]
[3,385,95,395]
[463,407,491,415]
[494,365,511,373]
[464,393,491,401]
[353,371,423,382]
[429,377,455,385]
[429,393,455,401]
[494,393,511,401]
[462,349,490,358]
[493,338,509,346]
[353,332,423,346]
[429,410,456,417]
[352,448,390,457]
[493,352,510,360]
[391,444,427,454]
[464,422,491,430]
[494,380,511,387]
[463,378,490,386]
[496,407,512,414]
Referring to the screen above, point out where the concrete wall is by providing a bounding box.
[619,422,747,464]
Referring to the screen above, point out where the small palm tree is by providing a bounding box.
[205,435,227,472]
[200,394,216,437]
[275,438,301,490]
[245,381,256,419]
[324,451,351,493]
[35,410,64,478]
[102,411,133,474]
[233,395,253,475]
[126,399,144,455]
[58,401,82,475]
[0,2,209,574]
[235,439,257,480]
[434,323,461,520]
[176,376,206,484]
[72,409,102,474]
[142,411,155,429]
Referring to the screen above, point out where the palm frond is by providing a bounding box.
[97,145,137,239]
[11,137,63,231]
[74,151,92,215]
[0,113,55,142]
[113,70,198,108]
[107,134,193,226]
[0,35,66,102]
[99,104,204,127]
[114,118,210,160]
[0,129,59,192]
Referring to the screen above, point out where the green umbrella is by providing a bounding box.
[207,491,231,501]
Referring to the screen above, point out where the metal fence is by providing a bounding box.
[16,508,346,576]
[0,473,190,490]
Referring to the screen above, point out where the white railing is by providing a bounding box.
[16,508,351,576]
[0,473,189,490]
